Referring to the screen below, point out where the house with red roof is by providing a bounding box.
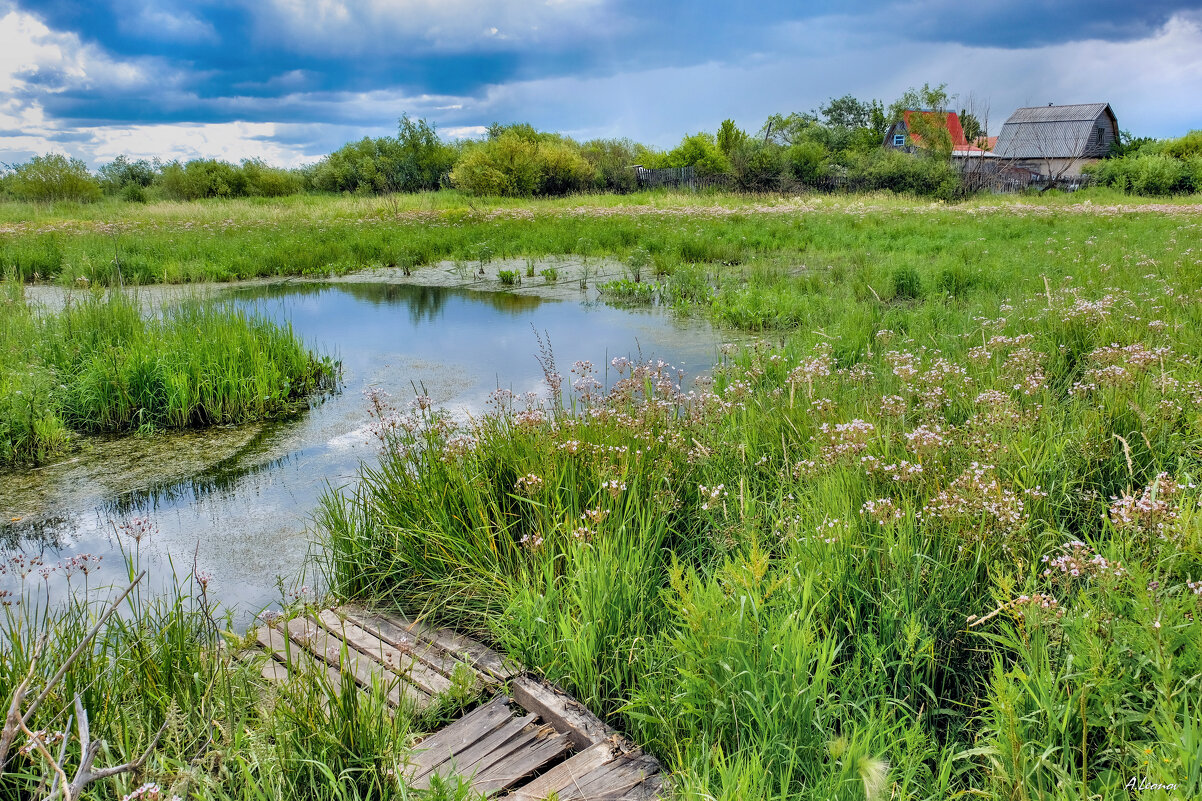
[883,110,993,155]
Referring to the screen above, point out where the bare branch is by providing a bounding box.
[0,634,47,768]
[16,717,71,801]
[69,720,168,792]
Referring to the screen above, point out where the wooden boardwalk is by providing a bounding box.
[249,606,665,800]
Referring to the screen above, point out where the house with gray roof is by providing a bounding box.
[993,103,1119,178]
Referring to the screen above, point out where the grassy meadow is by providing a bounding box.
[2,189,1202,799]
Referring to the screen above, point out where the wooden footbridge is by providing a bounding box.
[249,606,665,800]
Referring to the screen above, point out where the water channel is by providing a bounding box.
[1,281,725,627]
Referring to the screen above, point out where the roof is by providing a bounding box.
[1004,103,1111,124]
[903,110,969,148]
[994,103,1116,159]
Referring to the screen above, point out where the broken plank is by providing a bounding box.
[508,741,622,801]
[448,723,549,782]
[558,751,660,801]
[315,609,454,696]
[283,616,429,712]
[406,696,514,779]
[470,730,573,795]
[412,712,537,789]
[510,675,617,749]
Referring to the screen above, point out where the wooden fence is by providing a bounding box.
[634,166,733,191]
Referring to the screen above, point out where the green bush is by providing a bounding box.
[6,154,102,203]
[580,138,640,192]
[1087,131,1202,195]
[731,141,786,191]
[786,141,831,184]
[661,132,731,176]
[98,155,157,194]
[242,158,303,197]
[450,131,596,197]
[159,159,249,200]
[307,117,457,194]
[1088,153,1194,195]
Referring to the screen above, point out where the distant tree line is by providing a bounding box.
[2,86,1199,203]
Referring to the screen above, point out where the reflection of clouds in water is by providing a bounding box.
[327,423,376,450]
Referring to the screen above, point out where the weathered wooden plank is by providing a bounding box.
[283,616,429,712]
[456,723,562,782]
[470,729,573,795]
[431,724,545,787]
[405,696,514,779]
[558,751,660,801]
[315,609,454,696]
[616,774,665,800]
[510,675,617,749]
[508,741,621,801]
[412,713,537,789]
[342,606,470,680]
[255,626,343,690]
[367,608,519,681]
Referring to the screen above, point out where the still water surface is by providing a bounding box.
[1,282,724,626]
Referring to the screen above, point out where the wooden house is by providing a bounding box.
[883,110,992,155]
[992,103,1118,178]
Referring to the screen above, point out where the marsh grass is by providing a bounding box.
[0,276,337,466]
[318,212,1202,800]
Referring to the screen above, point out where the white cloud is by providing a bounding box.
[0,8,151,95]
[87,122,321,166]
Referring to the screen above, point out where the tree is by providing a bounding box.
[716,119,749,157]
[662,133,730,175]
[7,154,102,203]
[580,138,640,192]
[819,95,874,130]
[887,83,953,122]
[758,112,822,147]
[959,110,984,144]
[395,115,458,191]
[98,156,157,192]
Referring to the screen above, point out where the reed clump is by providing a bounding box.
[0,276,337,466]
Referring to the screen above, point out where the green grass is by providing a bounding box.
[0,277,337,466]
[316,197,1202,799]
[0,550,457,800]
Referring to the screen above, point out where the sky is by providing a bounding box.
[2,0,1202,168]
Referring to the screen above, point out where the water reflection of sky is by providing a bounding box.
[1,282,725,629]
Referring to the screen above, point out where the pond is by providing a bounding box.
[1,281,726,627]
